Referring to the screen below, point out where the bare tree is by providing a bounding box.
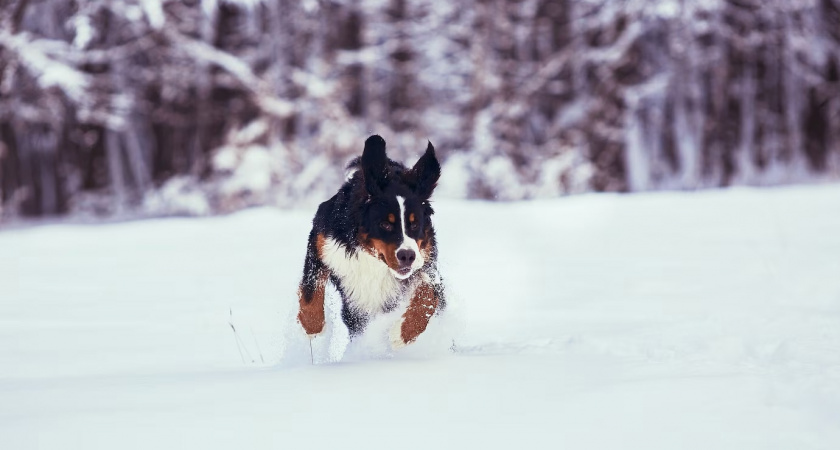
[1,0,839,219]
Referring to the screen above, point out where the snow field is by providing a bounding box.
[1,185,840,449]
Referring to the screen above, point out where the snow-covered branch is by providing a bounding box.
[1,0,839,218]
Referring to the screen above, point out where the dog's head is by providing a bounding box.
[356,135,440,280]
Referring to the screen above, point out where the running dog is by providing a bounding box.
[297,135,446,349]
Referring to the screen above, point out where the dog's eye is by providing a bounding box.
[410,222,419,231]
[380,221,393,232]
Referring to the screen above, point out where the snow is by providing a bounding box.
[6,34,89,102]
[2,185,840,449]
[71,15,95,50]
[143,177,212,217]
[140,0,166,29]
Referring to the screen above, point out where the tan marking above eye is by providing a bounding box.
[388,213,395,223]
[409,213,415,222]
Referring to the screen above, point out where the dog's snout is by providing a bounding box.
[397,249,416,266]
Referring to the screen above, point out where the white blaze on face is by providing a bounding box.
[394,196,424,279]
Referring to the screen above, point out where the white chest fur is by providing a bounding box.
[320,237,404,314]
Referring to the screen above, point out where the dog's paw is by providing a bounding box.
[389,318,409,350]
[301,323,325,339]
[305,329,324,339]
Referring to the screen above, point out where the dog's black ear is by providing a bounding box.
[408,141,440,199]
[362,135,389,195]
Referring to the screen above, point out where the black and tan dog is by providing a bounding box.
[297,135,446,349]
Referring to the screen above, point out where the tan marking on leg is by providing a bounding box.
[298,233,328,335]
[398,282,438,346]
[297,283,326,335]
[315,233,326,258]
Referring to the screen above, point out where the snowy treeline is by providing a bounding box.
[1,0,839,218]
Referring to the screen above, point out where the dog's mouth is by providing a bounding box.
[379,253,412,278]
[391,266,413,280]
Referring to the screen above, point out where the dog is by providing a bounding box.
[297,135,446,349]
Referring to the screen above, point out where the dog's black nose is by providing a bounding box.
[397,249,416,266]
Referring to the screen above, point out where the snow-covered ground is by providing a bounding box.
[2,185,840,449]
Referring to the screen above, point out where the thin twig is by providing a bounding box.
[249,325,265,364]
[228,307,253,364]
[229,322,246,364]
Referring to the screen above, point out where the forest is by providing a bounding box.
[1,0,839,218]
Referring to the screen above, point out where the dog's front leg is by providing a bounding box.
[391,279,439,349]
[298,232,329,336]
